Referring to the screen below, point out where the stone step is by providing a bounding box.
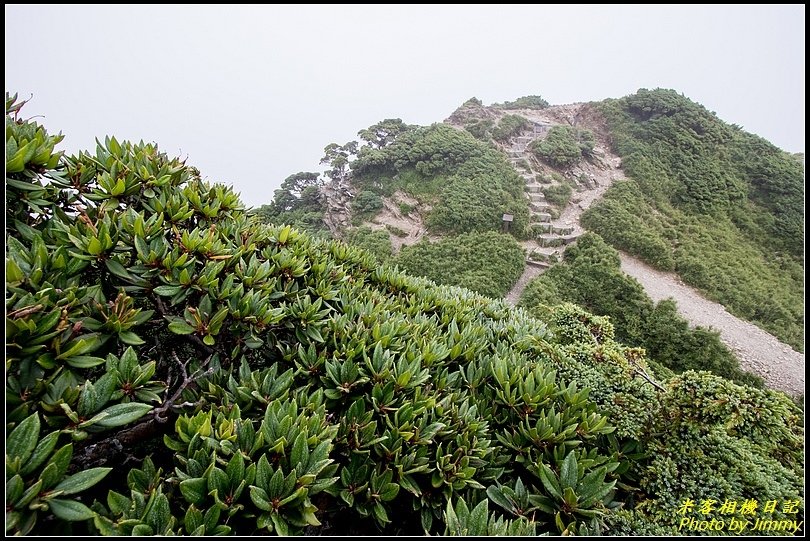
[525,259,551,268]
[525,184,543,193]
[528,223,552,234]
[532,212,552,222]
[551,225,575,235]
[527,250,560,265]
[529,192,545,202]
[537,233,579,244]
[537,233,580,248]
[530,202,552,212]
[530,247,563,258]
[537,236,564,248]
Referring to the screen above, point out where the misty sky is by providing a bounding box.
[5,5,805,207]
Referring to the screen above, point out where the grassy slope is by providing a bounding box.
[583,89,804,351]
[397,231,525,298]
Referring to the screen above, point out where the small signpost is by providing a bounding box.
[502,213,514,233]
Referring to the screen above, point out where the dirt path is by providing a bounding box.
[619,253,805,397]
[504,262,546,306]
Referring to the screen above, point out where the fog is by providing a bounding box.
[5,5,804,206]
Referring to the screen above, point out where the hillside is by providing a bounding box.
[5,94,804,536]
[257,90,804,395]
[583,89,804,351]
[618,252,805,396]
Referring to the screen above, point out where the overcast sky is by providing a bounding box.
[5,5,805,207]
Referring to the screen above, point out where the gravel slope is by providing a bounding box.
[619,253,805,397]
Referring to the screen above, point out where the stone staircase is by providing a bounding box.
[504,124,583,266]
[477,103,625,305]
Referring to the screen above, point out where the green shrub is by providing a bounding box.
[581,182,676,270]
[358,119,414,149]
[464,119,494,140]
[5,92,803,537]
[396,231,525,298]
[496,95,550,110]
[352,124,485,180]
[351,124,530,238]
[270,121,531,241]
[535,173,551,184]
[541,182,573,208]
[384,223,408,238]
[398,202,416,216]
[345,226,393,263]
[491,114,530,142]
[388,169,447,203]
[577,129,596,157]
[531,126,594,168]
[514,158,531,171]
[427,154,530,237]
[587,89,804,350]
[351,190,384,222]
[253,171,327,234]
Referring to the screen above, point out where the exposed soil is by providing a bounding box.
[363,191,436,252]
[503,260,546,306]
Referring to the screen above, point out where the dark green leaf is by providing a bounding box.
[87,402,152,428]
[560,451,578,490]
[48,498,96,521]
[469,499,489,535]
[487,484,516,514]
[107,490,131,515]
[154,285,182,296]
[54,467,112,495]
[249,486,271,511]
[207,467,229,498]
[226,453,245,487]
[145,493,171,533]
[7,413,40,470]
[66,355,107,368]
[119,331,145,345]
[180,478,207,505]
[168,320,196,335]
[538,464,561,500]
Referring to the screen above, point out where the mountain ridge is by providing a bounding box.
[258,89,803,393]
